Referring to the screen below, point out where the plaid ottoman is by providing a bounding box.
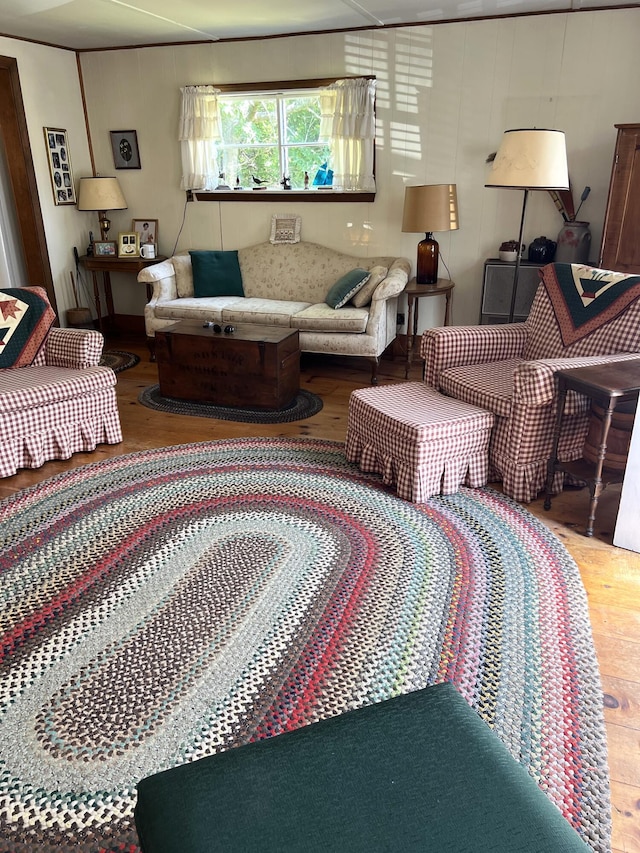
[345,382,494,502]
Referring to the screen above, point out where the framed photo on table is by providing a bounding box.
[43,127,76,205]
[118,232,140,257]
[132,218,158,247]
[93,240,117,257]
[110,130,141,169]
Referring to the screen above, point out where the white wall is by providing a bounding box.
[9,9,639,331]
[0,37,94,320]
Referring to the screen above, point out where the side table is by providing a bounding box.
[405,277,454,379]
[544,359,640,537]
[79,254,166,333]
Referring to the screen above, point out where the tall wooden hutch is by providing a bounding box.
[600,123,640,274]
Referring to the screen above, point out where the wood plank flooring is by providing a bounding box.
[2,338,639,852]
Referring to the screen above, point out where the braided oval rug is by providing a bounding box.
[0,438,610,852]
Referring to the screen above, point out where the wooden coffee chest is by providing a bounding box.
[155,321,300,410]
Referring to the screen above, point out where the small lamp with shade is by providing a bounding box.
[401,183,459,284]
[77,176,127,243]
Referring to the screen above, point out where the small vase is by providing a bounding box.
[555,221,591,264]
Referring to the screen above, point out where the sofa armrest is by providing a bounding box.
[514,351,640,409]
[421,324,528,388]
[45,327,104,368]
[138,259,178,302]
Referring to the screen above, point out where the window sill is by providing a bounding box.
[189,190,375,203]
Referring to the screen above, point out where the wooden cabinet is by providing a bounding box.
[600,123,640,274]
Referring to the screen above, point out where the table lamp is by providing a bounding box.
[485,128,569,322]
[402,184,458,284]
[77,176,127,242]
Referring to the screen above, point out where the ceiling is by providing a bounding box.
[0,0,635,51]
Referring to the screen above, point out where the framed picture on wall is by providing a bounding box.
[43,127,76,205]
[110,130,141,169]
[270,214,301,244]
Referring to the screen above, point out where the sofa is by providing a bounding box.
[138,241,411,384]
[0,286,122,477]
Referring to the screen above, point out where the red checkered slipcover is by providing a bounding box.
[0,326,123,478]
[420,263,640,502]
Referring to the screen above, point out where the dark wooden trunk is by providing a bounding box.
[155,321,300,410]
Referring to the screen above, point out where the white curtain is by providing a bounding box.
[320,78,376,192]
[179,85,222,190]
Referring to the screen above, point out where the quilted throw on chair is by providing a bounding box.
[0,286,55,369]
[541,263,640,347]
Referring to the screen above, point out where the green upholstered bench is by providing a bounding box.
[134,682,590,852]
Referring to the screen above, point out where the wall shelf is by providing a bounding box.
[190,190,375,203]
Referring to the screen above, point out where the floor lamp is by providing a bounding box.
[485,129,569,322]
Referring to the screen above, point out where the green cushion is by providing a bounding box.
[189,250,244,298]
[325,268,371,309]
[134,683,590,853]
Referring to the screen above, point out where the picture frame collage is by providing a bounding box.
[44,127,76,205]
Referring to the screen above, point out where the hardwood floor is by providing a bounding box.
[2,337,639,852]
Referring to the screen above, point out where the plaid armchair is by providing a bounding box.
[0,287,122,477]
[420,263,640,502]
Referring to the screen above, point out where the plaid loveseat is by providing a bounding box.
[420,263,640,502]
[0,288,122,478]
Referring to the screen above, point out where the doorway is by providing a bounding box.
[0,55,57,313]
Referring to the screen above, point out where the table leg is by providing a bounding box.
[91,271,103,333]
[444,290,452,326]
[585,400,615,537]
[104,271,115,328]
[405,293,417,380]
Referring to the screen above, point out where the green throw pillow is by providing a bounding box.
[189,250,244,297]
[325,268,371,309]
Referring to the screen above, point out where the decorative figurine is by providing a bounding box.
[304,171,310,190]
[234,176,242,190]
[216,171,231,190]
[280,175,291,190]
[251,174,268,190]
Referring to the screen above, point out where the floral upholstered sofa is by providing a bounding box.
[138,241,411,383]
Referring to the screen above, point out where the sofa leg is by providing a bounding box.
[370,357,379,385]
[147,336,156,362]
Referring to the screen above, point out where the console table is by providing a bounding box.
[544,359,640,537]
[80,254,166,333]
[405,277,454,378]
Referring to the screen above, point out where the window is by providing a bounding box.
[217,90,331,190]
[179,78,376,198]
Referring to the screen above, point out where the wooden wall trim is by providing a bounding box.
[0,55,57,314]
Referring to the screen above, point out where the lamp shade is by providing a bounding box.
[485,129,569,190]
[77,176,127,211]
[402,184,459,233]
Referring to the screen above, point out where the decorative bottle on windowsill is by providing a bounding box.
[555,221,591,264]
